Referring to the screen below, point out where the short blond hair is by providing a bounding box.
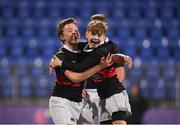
[90,14,107,24]
[87,20,107,36]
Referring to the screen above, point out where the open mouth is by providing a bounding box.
[72,33,79,40]
[90,39,100,45]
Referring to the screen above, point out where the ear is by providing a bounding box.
[60,34,65,41]
[85,31,89,39]
[103,35,105,40]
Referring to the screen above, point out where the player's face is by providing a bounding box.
[86,31,105,48]
[61,23,80,45]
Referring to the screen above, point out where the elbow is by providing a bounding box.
[70,78,82,83]
[68,74,83,83]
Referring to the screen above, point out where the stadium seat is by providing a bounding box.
[0,46,6,58]
[1,79,13,97]
[19,77,32,97]
[156,47,170,64]
[174,48,180,64]
[128,68,142,81]
[140,48,154,64]
[34,75,51,97]
[2,6,14,18]
[153,79,165,100]
[146,67,159,80]
[140,79,149,98]
[162,67,175,80]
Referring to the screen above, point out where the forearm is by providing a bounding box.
[62,56,100,72]
[64,65,104,83]
[115,67,125,82]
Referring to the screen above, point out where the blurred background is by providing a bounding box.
[0,0,180,124]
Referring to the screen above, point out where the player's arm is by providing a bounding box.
[111,41,130,82]
[115,67,125,82]
[64,54,113,83]
[61,51,101,72]
[111,41,133,69]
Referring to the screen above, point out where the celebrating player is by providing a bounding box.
[49,18,113,124]
[50,20,132,125]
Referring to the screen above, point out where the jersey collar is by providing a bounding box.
[63,44,81,53]
[83,37,109,52]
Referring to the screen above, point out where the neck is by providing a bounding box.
[65,43,78,51]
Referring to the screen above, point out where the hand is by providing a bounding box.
[100,53,113,68]
[81,89,87,99]
[49,55,62,75]
[124,55,133,69]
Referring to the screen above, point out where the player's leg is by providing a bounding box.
[104,90,131,125]
[49,96,79,124]
[78,89,100,124]
[99,99,112,124]
[112,111,127,125]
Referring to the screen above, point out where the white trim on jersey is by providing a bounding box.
[63,44,81,53]
[83,37,109,53]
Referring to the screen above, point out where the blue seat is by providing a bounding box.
[145,7,156,20]
[140,48,153,64]
[25,39,39,57]
[156,47,170,64]
[128,68,142,81]
[129,8,141,20]
[140,79,149,98]
[164,80,176,100]
[1,79,13,97]
[2,6,14,18]
[161,7,173,20]
[19,77,32,97]
[33,5,46,19]
[10,46,23,58]
[162,67,175,80]
[146,68,159,80]
[174,48,180,64]
[17,3,30,19]
[17,66,28,78]
[0,46,6,58]
[6,19,19,37]
[168,28,179,40]
[134,26,147,39]
[0,67,11,78]
[31,68,44,78]
[153,79,165,100]
[48,7,62,19]
[149,37,163,49]
[167,36,179,48]
[34,75,51,97]
[38,20,51,37]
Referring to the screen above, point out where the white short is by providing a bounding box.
[49,96,83,124]
[78,89,118,124]
[78,89,100,124]
[100,90,131,122]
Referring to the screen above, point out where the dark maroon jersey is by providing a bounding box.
[52,46,84,102]
[61,41,125,99]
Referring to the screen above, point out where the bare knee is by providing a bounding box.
[112,120,126,125]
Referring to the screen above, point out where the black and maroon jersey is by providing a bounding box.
[61,41,125,99]
[62,40,123,72]
[52,45,84,102]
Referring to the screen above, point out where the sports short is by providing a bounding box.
[78,89,100,124]
[100,90,131,122]
[49,96,83,124]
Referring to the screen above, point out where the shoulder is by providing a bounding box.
[107,40,118,46]
[78,41,88,50]
[55,47,66,59]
